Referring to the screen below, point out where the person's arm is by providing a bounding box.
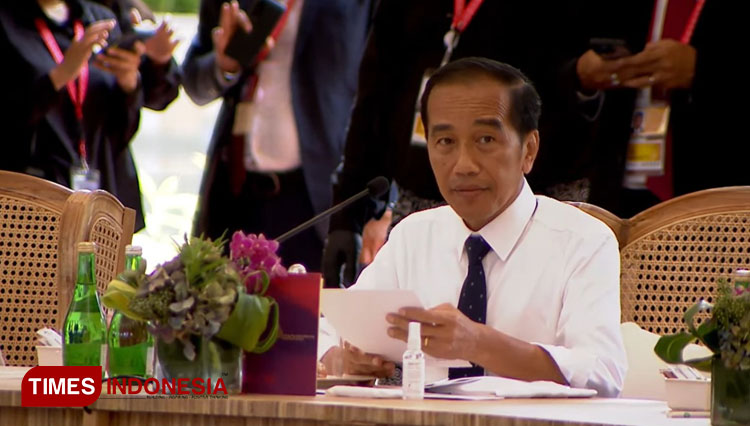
[182,0,250,106]
[139,19,180,111]
[140,57,180,110]
[319,219,403,376]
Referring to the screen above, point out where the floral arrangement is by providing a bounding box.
[654,276,750,371]
[103,232,286,360]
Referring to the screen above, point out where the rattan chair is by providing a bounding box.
[0,171,135,366]
[572,186,750,335]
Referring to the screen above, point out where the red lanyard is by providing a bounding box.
[680,0,705,43]
[35,18,90,167]
[452,0,484,32]
[650,0,706,44]
[255,0,296,64]
[242,0,297,101]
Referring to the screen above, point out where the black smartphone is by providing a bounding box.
[589,38,631,60]
[109,27,156,51]
[225,0,286,68]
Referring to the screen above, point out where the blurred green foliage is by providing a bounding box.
[142,0,199,13]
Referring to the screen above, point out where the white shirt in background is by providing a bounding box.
[240,0,303,172]
[321,179,627,397]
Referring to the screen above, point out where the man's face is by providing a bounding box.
[426,78,539,231]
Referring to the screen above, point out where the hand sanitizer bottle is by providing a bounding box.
[402,321,425,400]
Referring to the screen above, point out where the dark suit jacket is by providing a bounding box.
[587,0,745,214]
[328,0,603,234]
[0,0,146,230]
[183,0,371,240]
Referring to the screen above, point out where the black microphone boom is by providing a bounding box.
[275,176,389,243]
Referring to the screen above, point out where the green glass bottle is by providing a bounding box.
[63,242,106,374]
[107,245,154,378]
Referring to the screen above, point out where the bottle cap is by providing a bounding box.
[125,245,142,256]
[407,322,421,351]
[77,241,96,253]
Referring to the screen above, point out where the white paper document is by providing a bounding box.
[320,289,470,367]
[425,376,597,398]
[326,385,501,400]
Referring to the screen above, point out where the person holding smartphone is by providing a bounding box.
[94,0,181,111]
[0,0,149,230]
[574,1,742,217]
[183,0,372,269]
[322,0,627,288]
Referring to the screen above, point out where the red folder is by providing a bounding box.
[242,273,321,395]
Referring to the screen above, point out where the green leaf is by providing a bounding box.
[102,279,145,321]
[683,355,714,372]
[685,299,712,336]
[252,300,279,354]
[215,293,272,352]
[654,332,698,364]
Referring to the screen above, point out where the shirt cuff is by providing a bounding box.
[318,316,339,360]
[214,61,240,88]
[534,342,596,390]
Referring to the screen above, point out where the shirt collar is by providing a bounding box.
[451,178,537,262]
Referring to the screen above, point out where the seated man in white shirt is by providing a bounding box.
[320,57,627,397]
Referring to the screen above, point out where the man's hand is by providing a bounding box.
[386,303,481,361]
[576,49,625,91]
[212,0,252,74]
[618,40,697,90]
[359,209,391,265]
[49,19,115,90]
[94,43,145,93]
[322,230,362,288]
[129,8,178,65]
[320,342,395,378]
[145,20,179,65]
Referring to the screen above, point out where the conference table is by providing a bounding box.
[0,368,709,426]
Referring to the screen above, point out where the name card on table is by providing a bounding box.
[242,273,321,396]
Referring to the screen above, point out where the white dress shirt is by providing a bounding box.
[321,179,626,397]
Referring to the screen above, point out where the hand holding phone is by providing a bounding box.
[213,1,253,74]
[589,38,631,60]
[109,26,157,51]
[224,0,286,69]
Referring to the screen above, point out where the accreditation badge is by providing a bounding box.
[410,70,434,147]
[232,101,255,136]
[624,102,670,174]
[70,166,100,191]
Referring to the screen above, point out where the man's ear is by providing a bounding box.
[521,130,539,175]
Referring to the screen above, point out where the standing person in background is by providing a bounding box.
[0,0,148,230]
[183,0,371,270]
[323,0,613,288]
[93,0,181,111]
[583,1,743,217]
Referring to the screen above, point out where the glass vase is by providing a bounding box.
[156,335,242,395]
[711,357,750,425]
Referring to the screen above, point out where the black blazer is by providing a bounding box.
[183,0,372,240]
[328,0,603,233]
[587,0,746,213]
[0,0,146,230]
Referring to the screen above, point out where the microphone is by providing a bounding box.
[275,176,390,243]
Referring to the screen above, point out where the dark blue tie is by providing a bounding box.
[449,235,491,379]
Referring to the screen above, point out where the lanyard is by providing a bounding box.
[241,0,297,101]
[680,0,705,43]
[442,0,485,66]
[35,18,90,169]
[649,0,706,43]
